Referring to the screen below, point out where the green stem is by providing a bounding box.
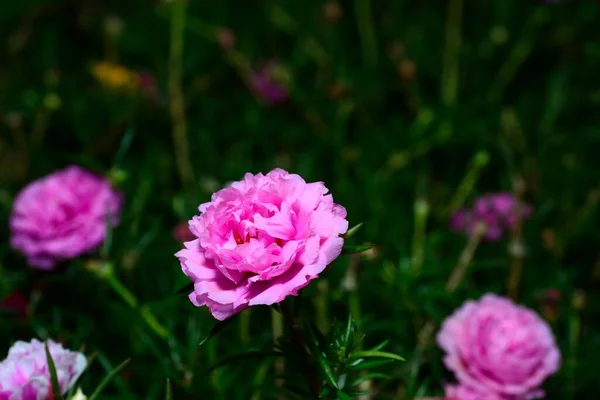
[280,302,321,398]
[446,223,484,292]
[93,262,170,342]
[488,9,547,102]
[169,0,195,194]
[411,198,429,276]
[354,0,378,67]
[448,150,490,213]
[441,0,463,107]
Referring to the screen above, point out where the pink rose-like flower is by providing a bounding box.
[449,193,532,241]
[0,339,87,399]
[444,384,508,400]
[176,168,348,320]
[10,165,122,270]
[437,295,560,400]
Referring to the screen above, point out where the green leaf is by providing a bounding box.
[370,339,390,352]
[44,342,64,400]
[343,223,363,238]
[305,324,338,389]
[349,350,405,362]
[336,390,354,400]
[88,358,131,400]
[349,372,391,387]
[174,282,194,296]
[165,378,173,400]
[199,314,238,346]
[343,313,354,351]
[112,125,136,168]
[346,359,394,371]
[207,350,285,371]
[342,244,373,255]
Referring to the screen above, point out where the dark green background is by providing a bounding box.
[1,0,599,398]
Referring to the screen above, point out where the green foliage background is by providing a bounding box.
[1,0,600,398]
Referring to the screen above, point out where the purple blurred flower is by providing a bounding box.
[248,62,289,105]
[449,193,532,241]
[0,339,86,399]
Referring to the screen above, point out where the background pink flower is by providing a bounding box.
[437,295,560,400]
[10,165,122,270]
[449,193,532,241]
[176,168,348,320]
[0,338,87,399]
[248,61,289,105]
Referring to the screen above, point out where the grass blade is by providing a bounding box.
[44,341,64,400]
[88,358,131,400]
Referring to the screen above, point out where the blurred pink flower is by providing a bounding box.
[437,295,560,400]
[10,165,122,269]
[175,168,348,320]
[0,339,86,399]
[450,193,532,241]
[249,62,289,105]
[444,384,517,400]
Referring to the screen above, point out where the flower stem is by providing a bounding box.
[280,302,321,398]
[441,0,463,107]
[507,178,527,300]
[89,261,170,341]
[446,223,484,292]
[169,0,195,194]
[411,197,429,276]
[354,0,378,68]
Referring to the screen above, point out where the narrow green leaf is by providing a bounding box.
[44,342,64,400]
[88,358,131,400]
[304,324,338,389]
[346,358,394,371]
[174,282,194,296]
[342,244,373,255]
[112,126,136,168]
[349,372,391,387]
[317,353,339,390]
[336,390,354,400]
[349,350,404,362]
[371,339,390,352]
[343,223,363,238]
[165,378,173,400]
[343,313,353,351]
[207,350,285,371]
[199,314,238,346]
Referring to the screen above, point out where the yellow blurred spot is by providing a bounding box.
[92,61,138,91]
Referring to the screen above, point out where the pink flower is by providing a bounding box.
[0,339,87,399]
[449,193,532,241]
[175,168,348,320]
[248,62,289,105]
[444,384,507,400]
[437,295,560,400]
[10,165,122,270]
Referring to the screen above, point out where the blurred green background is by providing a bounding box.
[1,0,600,398]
